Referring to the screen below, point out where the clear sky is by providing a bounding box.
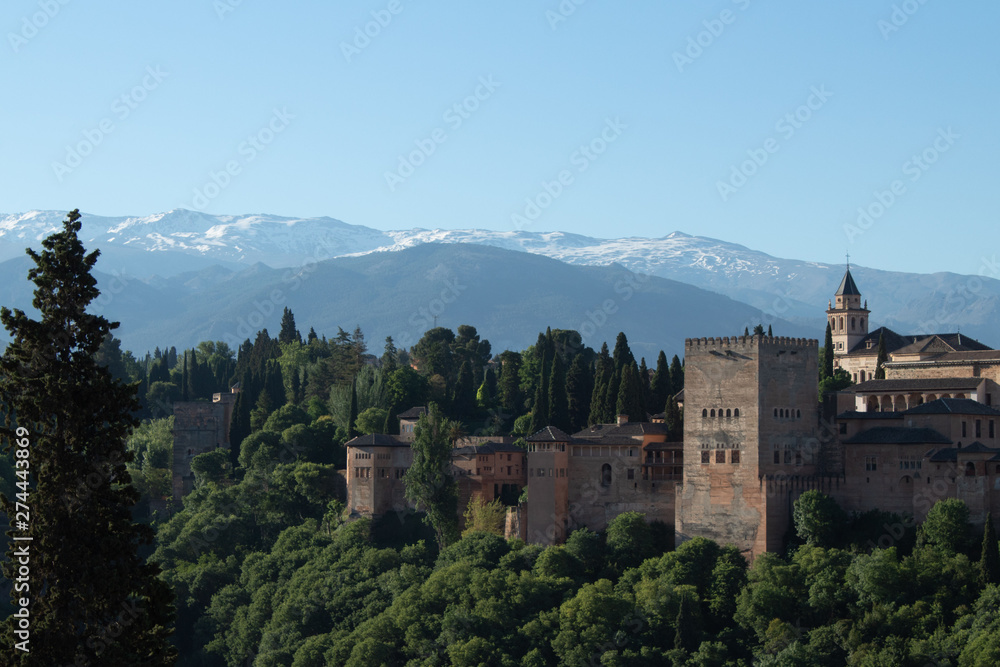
[2,1,997,275]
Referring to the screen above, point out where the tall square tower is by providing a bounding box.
[676,335,819,558]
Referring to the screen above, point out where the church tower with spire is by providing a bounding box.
[826,261,869,357]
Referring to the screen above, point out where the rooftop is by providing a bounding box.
[843,427,951,445]
[903,398,1000,416]
[851,377,983,393]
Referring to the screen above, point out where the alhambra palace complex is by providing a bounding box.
[174,268,1000,558]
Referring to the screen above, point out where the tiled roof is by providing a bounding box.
[890,333,992,356]
[903,398,1000,416]
[526,426,574,442]
[846,327,909,356]
[958,441,1000,454]
[928,448,957,462]
[836,411,903,420]
[843,427,951,445]
[345,433,409,448]
[851,377,983,393]
[454,441,524,455]
[396,406,427,419]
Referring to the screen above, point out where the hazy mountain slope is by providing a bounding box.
[0,244,814,361]
[2,210,997,347]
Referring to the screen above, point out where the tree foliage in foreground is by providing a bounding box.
[0,210,175,664]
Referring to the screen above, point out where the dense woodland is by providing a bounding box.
[4,294,1000,664]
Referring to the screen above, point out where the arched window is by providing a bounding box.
[773,408,778,417]
[860,318,865,330]
[839,317,844,330]
[718,410,723,419]
[734,408,740,417]
[702,409,708,418]
[726,409,731,417]
[965,462,976,477]
[601,463,612,486]
[796,409,801,418]
[851,317,856,330]
[710,409,715,418]
[860,370,865,382]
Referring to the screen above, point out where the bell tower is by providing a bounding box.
[826,258,869,357]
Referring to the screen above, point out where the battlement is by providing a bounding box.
[684,335,818,351]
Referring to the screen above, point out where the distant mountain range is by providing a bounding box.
[2,210,997,357]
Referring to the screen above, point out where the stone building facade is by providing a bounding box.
[171,387,238,503]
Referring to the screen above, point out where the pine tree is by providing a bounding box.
[381,336,399,373]
[547,354,570,432]
[980,513,1000,586]
[822,322,834,380]
[278,307,300,344]
[0,210,175,664]
[874,331,887,380]
[307,327,318,343]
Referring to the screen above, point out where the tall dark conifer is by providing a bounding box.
[566,354,593,432]
[822,322,834,380]
[547,354,570,432]
[347,378,359,439]
[874,331,888,380]
[980,513,1000,586]
[279,307,300,344]
[669,355,684,393]
[650,351,671,415]
[0,210,175,664]
[616,362,645,422]
[589,343,611,425]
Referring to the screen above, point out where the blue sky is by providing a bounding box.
[2,1,997,275]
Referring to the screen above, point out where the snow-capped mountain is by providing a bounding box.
[2,209,998,348]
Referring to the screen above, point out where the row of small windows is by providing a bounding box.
[527,443,566,452]
[961,419,995,439]
[773,408,801,419]
[832,316,865,331]
[702,408,740,418]
[530,467,567,478]
[700,450,741,464]
[572,446,638,457]
[352,466,409,479]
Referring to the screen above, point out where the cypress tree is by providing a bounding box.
[589,343,611,425]
[980,513,1000,586]
[650,351,671,415]
[822,322,834,380]
[0,210,175,664]
[566,353,593,433]
[616,362,645,422]
[381,336,399,373]
[664,397,683,441]
[452,360,476,418]
[603,368,619,423]
[874,331,888,380]
[181,349,189,401]
[669,355,684,393]
[638,357,652,413]
[347,378,359,439]
[547,354,570,432]
[767,324,773,337]
[674,592,700,653]
[611,331,634,374]
[497,351,522,414]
